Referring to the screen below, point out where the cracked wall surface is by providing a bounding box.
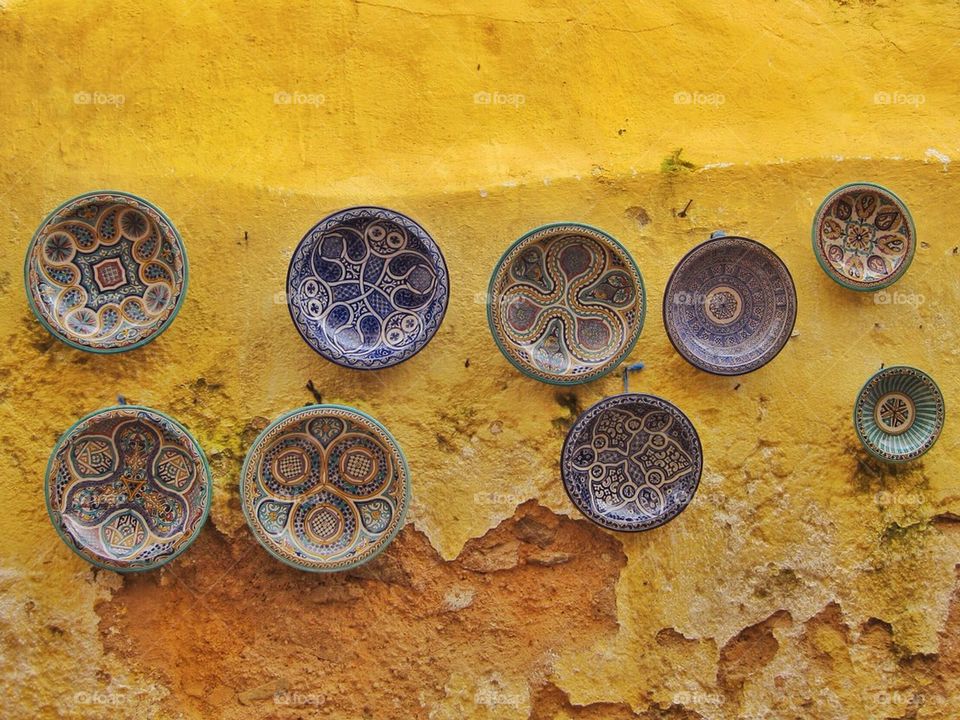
[1,1,960,718]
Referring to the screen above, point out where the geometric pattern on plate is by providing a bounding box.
[812,182,915,291]
[561,393,702,532]
[45,406,211,571]
[487,223,645,385]
[241,405,410,572]
[663,235,797,375]
[286,206,449,369]
[24,191,187,352]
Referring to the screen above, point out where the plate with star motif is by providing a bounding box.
[45,406,211,571]
[25,191,188,353]
[241,405,410,572]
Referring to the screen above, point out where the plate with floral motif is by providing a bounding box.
[45,406,211,572]
[25,191,188,353]
[812,182,915,291]
[241,405,410,572]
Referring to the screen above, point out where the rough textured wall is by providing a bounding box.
[1,1,959,718]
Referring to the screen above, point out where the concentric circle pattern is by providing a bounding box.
[286,206,449,369]
[487,223,645,384]
[241,405,410,572]
[561,393,703,532]
[812,183,915,291]
[663,235,797,375]
[25,191,187,352]
[45,406,211,571]
[854,366,944,462]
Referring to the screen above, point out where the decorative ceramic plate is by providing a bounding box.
[854,366,944,462]
[812,183,915,291]
[45,406,211,572]
[241,405,410,572]
[487,223,645,384]
[286,206,449,369]
[663,234,797,375]
[561,393,702,532]
[25,191,187,353]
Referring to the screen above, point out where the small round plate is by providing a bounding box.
[562,393,702,532]
[487,222,646,385]
[45,406,211,572]
[854,366,944,462]
[25,191,187,353]
[241,405,410,572]
[812,182,915,291]
[286,206,449,369]
[663,234,797,375]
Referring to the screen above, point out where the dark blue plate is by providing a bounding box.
[287,206,449,369]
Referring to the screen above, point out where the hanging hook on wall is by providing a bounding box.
[621,362,645,394]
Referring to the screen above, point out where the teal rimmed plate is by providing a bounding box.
[854,366,944,462]
[240,405,410,572]
[24,190,188,353]
[45,405,212,572]
[812,182,915,291]
[487,222,646,385]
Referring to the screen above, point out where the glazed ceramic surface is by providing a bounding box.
[241,405,410,572]
[812,183,915,291]
[561,393,702,532]
[286,206,449,369]
[487,223,645,384]
[663,235,797,375]
[45,406,211,571]
[854,366,944,462]
[25,191,187,353]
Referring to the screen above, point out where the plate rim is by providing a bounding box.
[560,392,703,532]
[23,189,190,354]
[239,403,412,573]
[662,234,798,376]
[485,221,647,386]
[44,404,212,573]
[853,364,945,463]
[810,181,917,292]
[285,205,450,370]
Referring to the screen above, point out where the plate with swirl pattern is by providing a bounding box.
[25,191,188,353]
[813,182,915,291]
[663,234,797,375]
[287,207,449,369]
[241,405,410,572]
[487,223,646,384]
[45,406,211,572]
[561,393,702,532]
[854,366,944,463]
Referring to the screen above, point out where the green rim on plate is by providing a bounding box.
[240,404,411,573]
[853,366,944,462]
[24,190,189,353]
[812,182,916,292]
[45,405,212,572]
[486,222,646,385]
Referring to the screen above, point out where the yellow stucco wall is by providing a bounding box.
[2,1,960,718]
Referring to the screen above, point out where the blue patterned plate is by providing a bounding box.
[25,191,188,353]
[561,393,702,532]
[240,405,410,572]
[45,406,212,572]
[287,207,449,369]
[487,223,645,384]
[854,366,945,462]
[663,234,797,375]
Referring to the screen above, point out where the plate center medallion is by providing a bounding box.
[704,285,743,325]
[874,391,915,435]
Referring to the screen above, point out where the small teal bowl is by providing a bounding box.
[854,366,945,462]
